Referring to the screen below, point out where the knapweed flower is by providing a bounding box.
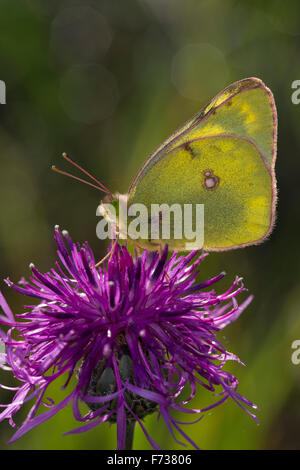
[0,227,257,449]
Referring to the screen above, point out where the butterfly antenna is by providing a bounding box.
[51,166,110,193]
[51,152,113,197]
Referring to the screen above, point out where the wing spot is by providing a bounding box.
[203,169,220,190]
[184,142,197,159]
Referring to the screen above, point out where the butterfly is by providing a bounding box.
[53,77,277,253]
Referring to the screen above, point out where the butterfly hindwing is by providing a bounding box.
[128,135,274,250]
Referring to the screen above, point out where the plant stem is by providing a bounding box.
[125,420,136,450]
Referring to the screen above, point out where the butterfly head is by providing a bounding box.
[98,193,128,239]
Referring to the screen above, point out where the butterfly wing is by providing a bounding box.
[128,135,274,250]
[129,77,276,189]
[127,77,277,251]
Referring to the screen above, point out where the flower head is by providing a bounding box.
[0,227,257,449]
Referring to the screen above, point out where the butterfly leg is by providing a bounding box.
[91,236,119,269]
[108,235,119,262]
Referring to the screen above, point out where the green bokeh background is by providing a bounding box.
[0,0,300,450]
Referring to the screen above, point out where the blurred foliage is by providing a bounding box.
[0,0,300,450]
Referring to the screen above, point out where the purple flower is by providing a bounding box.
[0,226,257,449]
